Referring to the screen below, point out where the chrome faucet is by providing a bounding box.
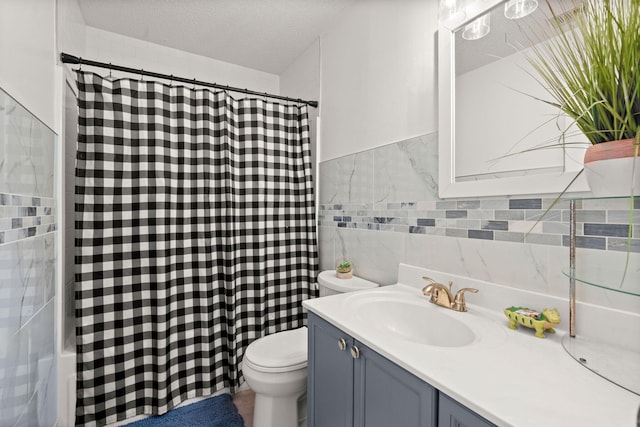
[421,276,478,312]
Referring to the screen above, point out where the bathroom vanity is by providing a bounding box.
[303,264,640,427]
[308,312,493,427]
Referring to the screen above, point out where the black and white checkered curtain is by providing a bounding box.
[74,71,318,426]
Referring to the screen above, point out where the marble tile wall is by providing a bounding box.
[0,88,57,427]
[318,133,640,313]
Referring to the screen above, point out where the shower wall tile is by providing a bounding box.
[0,91,55,198]
[0,323,30,427]
[0,87,57,426]
[0,193,56,243]
[32,302,56,427]
[318,131,639,311]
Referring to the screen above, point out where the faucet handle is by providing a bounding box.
[422,277,454,292]
[452,288,479,312]
[422,276,437,285]
[421,276,437,295]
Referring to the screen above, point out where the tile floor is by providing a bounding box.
[233,390,255,427]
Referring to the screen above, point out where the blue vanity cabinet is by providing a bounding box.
[307,312,356,427]
[438,393,496,427]
[353,337,437,427]
[308,312,437,427]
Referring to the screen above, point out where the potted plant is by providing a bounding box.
[336,260,353,279]
[525,0,639,196]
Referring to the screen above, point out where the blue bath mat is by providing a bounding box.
[123,394,245,427]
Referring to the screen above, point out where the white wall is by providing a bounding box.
[0,0,58,131]
[280,38,321,104]
[82,27,279,94]
[318,0,438,161]
[57,0,87,59]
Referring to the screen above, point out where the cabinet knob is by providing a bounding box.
[350,345,360,359]
[338,338,347,351]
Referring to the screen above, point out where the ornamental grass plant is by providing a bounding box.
[524,0,639,286]
[526,0,640,145]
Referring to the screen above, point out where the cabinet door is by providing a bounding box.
[438,393,496,427]
[308,313,354,427]
[353,341,437,427]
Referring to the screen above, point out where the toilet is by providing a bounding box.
[241,270,379,427]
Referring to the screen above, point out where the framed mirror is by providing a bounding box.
[438,0,589,198]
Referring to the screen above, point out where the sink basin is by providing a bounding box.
[354,297,476,347]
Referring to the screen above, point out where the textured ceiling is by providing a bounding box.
[77,0,357,74]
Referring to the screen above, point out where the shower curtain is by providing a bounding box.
[74,71,318,426]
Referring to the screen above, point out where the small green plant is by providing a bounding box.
[336,261,352,273]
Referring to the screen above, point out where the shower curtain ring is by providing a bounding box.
[192,78,197,90]
[140,69,144,82]
[78,57,82,71]
[108,63,112,80]
[169,75,173,87]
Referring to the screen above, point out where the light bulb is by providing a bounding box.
[462,13,490,40]
[439,0,466,27]
[504,0,538,19]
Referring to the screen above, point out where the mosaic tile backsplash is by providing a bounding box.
[320,196,639,252]
[0,87,57,427]
[318,133,639,312]
[0,193,56,245]
[319,133,638,253]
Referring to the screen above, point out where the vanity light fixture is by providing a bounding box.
[439,0,466,28]
[462,13,490,40]
[504,0,538,19]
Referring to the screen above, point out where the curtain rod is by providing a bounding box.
[60,53,319,109]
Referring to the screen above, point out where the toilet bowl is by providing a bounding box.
[241,270,379,427]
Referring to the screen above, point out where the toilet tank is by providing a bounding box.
[317,270,379,297]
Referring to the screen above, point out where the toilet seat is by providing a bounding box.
[244,327,308,373]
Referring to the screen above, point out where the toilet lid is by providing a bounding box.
[318,270,379,293]
[244,327,308,373]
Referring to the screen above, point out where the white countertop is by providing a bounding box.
[303,265,640,427]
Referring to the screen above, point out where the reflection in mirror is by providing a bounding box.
[439,0,590,198]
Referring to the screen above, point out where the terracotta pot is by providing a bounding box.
[336,270,352,279]
[583,138,640,197]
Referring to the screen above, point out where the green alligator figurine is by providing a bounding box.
[504,307,560,338]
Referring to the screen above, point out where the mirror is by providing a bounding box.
[438,0,589,198]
